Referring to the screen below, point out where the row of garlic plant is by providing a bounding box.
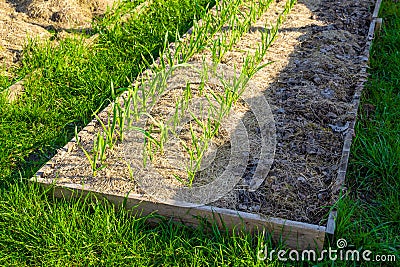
[78,0,297,183]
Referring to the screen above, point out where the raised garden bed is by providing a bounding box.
[32,0,382,250]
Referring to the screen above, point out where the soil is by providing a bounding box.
[36,0,374,225]
[0,0,115,77]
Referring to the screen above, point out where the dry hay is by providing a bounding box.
[37,0,375,225]
[8,0,114,25]
[0,0,116,77]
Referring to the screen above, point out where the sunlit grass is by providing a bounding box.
[334,0,400,264]
[0,0,398,266]
[0,0,213,181]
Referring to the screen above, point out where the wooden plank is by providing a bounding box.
[372,0,383,19]
[331,0,382,245]
[32,176,326,251]
[375,18,383,35]
[332,0,380,195]
[325,211,337,235]
[30,0,384,254]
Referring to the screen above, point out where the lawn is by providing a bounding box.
[331,0,400,263]
[0,0,216,181]
[0,0,398,266]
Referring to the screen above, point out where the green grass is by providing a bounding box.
[331,0,400,263]
[0,0,399,266]
[0,0,213,181]
[0,183,270,266]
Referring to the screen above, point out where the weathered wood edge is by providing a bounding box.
[30,0,383,251]
[332,0,382,194]
[375,18,383,35]
[31,175,326,251]
[372,0,382,19]
[325,211,337,235]
[328,0,383,236]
